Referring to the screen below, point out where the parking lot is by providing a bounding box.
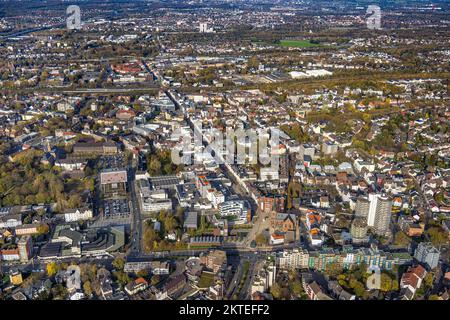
[95,155,125,170]
[103,198,131,218]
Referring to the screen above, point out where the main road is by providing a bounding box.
[128,155,144,258]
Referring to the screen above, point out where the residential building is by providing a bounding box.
[328,280,356,300]
[64,208,93,222]
[277,249,309,270]
[351,218,368,244]
[18,235,33,262]
[151,261,170,275]
[358,194,392,236]
[124,258,152,273]
[258,195,285,213]
[125,278,148,295]
[218,200,250,223]
[303,278,332,300]
[414,242,440,270]
[322,142,338,155]
[400,265,427,300]
[15,223,40,236]
[73,141,118,155]
[163,274,186,297]
[0,249,20,261]
[0,213,22,229]
[372,195,392,236]
[355,197,370,219]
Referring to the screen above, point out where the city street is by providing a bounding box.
[128,157,144,257]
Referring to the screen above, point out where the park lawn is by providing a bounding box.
[197,271,215,289]
[279,40,320,48]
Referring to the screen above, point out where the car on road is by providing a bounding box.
[250,240,256,248]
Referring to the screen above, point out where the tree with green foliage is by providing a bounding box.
[327,261,344,278]
[270,283,283,300]
[113,270,130,287]
[143,227,160,252]
[112,257,125,271]
[80,264,97,283]
[148,158,161,175]
[247,56,260,69]
[136,269,149,278]
[379,273,396,292]
[394,231,412,247]
[352,280,366,297]
[423,273,434,288]
[51,284,68,300]
[164,215,178,232]
[151,275,160,286]
[426,227,448,246]
[46,262,59,277]
[292,279,304,296]
[83,281,92,297]
[255,233,268,246]
[281,124,310,144]
[37,223,50,235]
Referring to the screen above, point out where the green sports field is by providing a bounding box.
[279,40,320,48]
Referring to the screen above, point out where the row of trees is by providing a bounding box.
[147,149,184,176]
[270,270,308,300]
[44,261,118,299]
[280,123,310,144]
[0,148,93,210]
[142,209,187,252]
[112,256,161,288]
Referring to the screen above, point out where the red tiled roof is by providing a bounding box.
[410,265,426,279]
[401,273,419,289]
[1,249,19,255]
[135,277,148,285]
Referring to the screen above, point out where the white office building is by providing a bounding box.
[218,200,249,223]
[64,208,93,222]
